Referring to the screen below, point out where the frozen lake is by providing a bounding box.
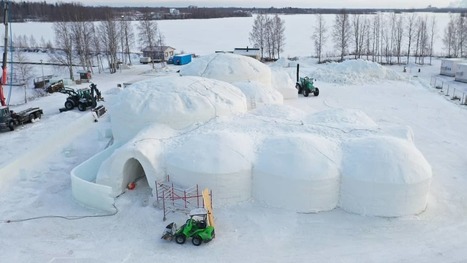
[10,12,453,58]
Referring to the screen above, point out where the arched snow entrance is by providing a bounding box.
[122,158,149,191]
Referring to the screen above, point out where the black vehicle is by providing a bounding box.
[0,106,43,131]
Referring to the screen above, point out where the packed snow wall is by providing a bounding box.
[253,134,341,213]
[339,136,432,217]
[164,132,254,205]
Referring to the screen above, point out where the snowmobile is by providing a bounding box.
[161,208,215,246]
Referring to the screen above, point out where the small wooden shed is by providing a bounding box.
[142,46,175,62]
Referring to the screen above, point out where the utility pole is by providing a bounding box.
[0,1,9,106]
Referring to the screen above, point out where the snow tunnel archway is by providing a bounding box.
[122,158,148,190]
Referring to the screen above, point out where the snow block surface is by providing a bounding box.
[340,136,432,217]
[253,134,341,213]
[164,132,254,205]
[110,76,247,142]
[232,81,283,110]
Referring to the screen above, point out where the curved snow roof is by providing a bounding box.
[110,76,247,141]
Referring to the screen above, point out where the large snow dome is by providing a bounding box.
[164,132,254,205]
[253,134,341,213]
[340,136,432,217]
[180,53,294,100]
[110,76,247,141]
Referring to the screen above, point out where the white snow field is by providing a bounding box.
[0,53,466,263]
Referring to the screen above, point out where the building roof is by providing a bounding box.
[142,46,175,52]
[233,47,260,57]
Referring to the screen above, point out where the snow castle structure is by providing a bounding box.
[71,54,432,217]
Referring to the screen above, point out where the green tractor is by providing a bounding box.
[295,64,319,97]
[161,208,215,246]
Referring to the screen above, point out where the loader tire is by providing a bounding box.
[314,88,320,96]
[192,235,202,246]
[175,234,186,244]
[65,100,74,110]
[303,89,309,97]
[78,103,87,111]
[8,121,15,131]
[296,84,302,94]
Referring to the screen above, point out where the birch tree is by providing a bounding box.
[313,14,327,63]
[333,10,351,61]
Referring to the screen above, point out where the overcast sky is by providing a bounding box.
[37,0,457,8]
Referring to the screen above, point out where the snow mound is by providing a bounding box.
[306,108,378,131]
[340,136,432,217]
[253,134,341,213]
[164,132,254,204]
[312,59,402,84]
[110,76,247,142]
[180,53,272,87]
[180,53,296,100]
[232,81,283,110]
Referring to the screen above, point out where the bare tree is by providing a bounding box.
[352,14,362,59]
[249,13,267,59]
[456,15,466,57]
[29,35,37,49]
[406,13,417,64]
[50,20,75,80]
[394,14,404,64]
[428,15,437,64]
[14,51,33,104]
[333,10,351,61]
[71,20,94,71]
[137,12,159,50]
[443,14,457,57]
[313,14,327,63]
[121,19,135,65]
[98,15,119,74]
[272,14,285,59]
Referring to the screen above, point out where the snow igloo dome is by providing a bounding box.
[110,76,247,141]
[340,136,432,217]
[180,53,296,101]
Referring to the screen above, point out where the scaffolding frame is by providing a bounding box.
[155,175,212,221]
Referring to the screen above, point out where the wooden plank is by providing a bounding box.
[202,188,215,228]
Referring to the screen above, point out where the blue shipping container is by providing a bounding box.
[173,54,192,65]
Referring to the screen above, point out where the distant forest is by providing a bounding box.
[4,1,467,22]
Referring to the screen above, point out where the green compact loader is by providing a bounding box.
[161,208,215,246]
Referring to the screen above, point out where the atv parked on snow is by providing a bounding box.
[161,208,215,246]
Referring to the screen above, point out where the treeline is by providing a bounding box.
[6,1,467,23]
[310,11,467,65]
[6,2,250,22]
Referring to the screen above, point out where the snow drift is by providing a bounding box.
[312,59,402,84]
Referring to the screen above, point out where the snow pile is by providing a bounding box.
[253,134,341,212]
[270,68,298,99]
[180,53,295,100]
[312,59,402,84]
[110,76,247,141]
[340,136,432,217]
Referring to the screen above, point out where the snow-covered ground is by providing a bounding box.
[1,54,467,263]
